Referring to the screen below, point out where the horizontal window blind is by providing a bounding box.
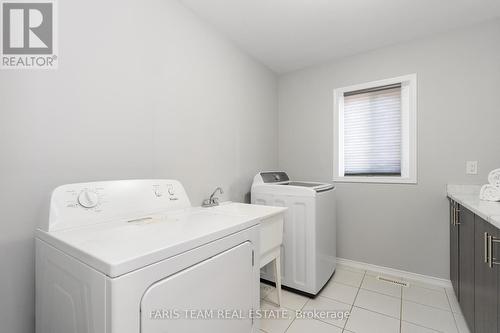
[343,84,402,176]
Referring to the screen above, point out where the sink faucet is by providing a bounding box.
[202,187,224,207]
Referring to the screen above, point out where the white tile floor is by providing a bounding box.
[259,264,471,333]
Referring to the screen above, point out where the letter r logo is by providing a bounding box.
[2,2,53,54]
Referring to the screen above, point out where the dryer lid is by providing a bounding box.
[36,208,258,278]
[37,179,260,277]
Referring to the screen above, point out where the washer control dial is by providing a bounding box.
[168,186,175,195]
[78,190,99,208]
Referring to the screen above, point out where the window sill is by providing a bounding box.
[333,176,417,184]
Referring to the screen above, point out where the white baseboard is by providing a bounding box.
[337,258,452,289]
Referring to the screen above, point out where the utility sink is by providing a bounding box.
[209,202,286,265]
[210,201,286,306]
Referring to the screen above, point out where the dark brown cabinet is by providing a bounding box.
[474,216,498,333]
[449,200,500,333]
[460,207,475,329]
[450,199,460,298]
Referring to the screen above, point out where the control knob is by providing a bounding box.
[168,186,175,195]
[78,190,99,208]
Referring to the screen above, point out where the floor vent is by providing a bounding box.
[376,276,409,288]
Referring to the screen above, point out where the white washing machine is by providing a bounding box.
[251,172,336,296]
[36,179,261,333]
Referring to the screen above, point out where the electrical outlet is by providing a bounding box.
[466,161,478,175]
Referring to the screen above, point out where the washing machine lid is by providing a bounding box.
[253,172,334,194]
[283,182,318,187]
[278,181,334,192]
[260,171,290,183]
[36,207,258,278]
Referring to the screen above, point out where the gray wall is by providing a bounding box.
[0,1,277,332]
[278,20,500,279]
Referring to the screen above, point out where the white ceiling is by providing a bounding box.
[180,0,500,73]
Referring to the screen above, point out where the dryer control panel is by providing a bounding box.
[43,180,191,232]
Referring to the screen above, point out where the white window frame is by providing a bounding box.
[333,74,417,184]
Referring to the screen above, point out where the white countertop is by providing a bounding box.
[447,185,500,229]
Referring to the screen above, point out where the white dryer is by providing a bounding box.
[36,179,261,333]
[251,172,336,296]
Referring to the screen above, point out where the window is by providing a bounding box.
[333,74,417,183]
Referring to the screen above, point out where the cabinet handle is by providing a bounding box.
[488,235,493,268]
[453,202,460,226]
[488,234,492,267]
[454,202,457,226]
[490,235,500,267]
[452,201,457,226]
[453,202,456,226]
[485,232,489,264]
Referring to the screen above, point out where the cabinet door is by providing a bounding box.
[450,200,460,299]
[475,216,498,333]
[459,207,475,329]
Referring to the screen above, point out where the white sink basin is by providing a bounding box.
[211,202,282,218]
[210,202,286,306]
[209,202,286,266]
